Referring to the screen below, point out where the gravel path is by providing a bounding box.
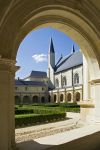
[15,113,81,143]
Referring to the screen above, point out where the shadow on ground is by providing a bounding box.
[47,131,100,150]
[17,131,100,150]
[17,140,51,150]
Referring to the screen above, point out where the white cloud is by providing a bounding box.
[32,53,47,63]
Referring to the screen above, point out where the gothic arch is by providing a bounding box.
[62,76,67,87]
[74,73,79,85]
[55,78,59,88]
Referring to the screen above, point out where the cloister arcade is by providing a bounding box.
[0,0,100,149]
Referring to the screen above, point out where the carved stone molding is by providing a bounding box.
[89,79,100,85]
[0,57,19,73]
[78,101,95,108]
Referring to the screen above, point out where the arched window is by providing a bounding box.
[60,94,63,102]
[75,92,80,102]
[67,93,71,102]
[55,78,59,87]
[74,73,79,85]
[32,95,39,103]
[62,76,67,87]
[54,95,57,102]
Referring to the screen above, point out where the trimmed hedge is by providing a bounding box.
[15,112,66,127]
[15,109,34,115]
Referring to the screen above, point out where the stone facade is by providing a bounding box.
[48,39,83,103]
[15,71,49,104]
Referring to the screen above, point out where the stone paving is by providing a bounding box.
[16,113,100,150]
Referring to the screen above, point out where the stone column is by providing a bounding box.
[0,58,19,150]
[83,55,90,100]
[80,55,94,123]
[90,80,100,122]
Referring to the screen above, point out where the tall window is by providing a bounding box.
[55,78,59,87]
[74,73,79,85]
[62,76,67,87]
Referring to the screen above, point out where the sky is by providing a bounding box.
[16,27,80,79]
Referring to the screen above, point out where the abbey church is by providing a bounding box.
[15,39,83,104]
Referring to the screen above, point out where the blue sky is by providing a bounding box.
[16,27,80,79]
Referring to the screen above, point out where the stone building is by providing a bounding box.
[15,39,83,104]
[0,1,100,149]
[15,71,49,104]
[48,39,83,103]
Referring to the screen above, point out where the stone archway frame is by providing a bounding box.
[0,3,100,79]
[0,1,100,149]
[75,91,81,102]
[67,92,72,102]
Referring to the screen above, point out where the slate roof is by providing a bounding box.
[15,80,46,86]
[55,51,83,73]
[30,70,47,78]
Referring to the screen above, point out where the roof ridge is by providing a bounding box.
[56,54,72,69]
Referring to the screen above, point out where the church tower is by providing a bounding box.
[47,38,55,88]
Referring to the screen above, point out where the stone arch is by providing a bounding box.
[41,96,45,103]
[0,1,100,149]
[67,93,72,102]
[75,92,81,102]
[60,94,64,102]
[15,95,21,105]
[32,95,39,103]
[54,94,57,102]
[23,95,31,104]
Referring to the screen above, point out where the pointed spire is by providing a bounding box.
[49,38,55,53]
[71,44,75,53]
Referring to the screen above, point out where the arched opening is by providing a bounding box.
[74,73,79,85]
[0,1,100,149]
[55,78,59,88]
[54,94,57,102]
[62,76,67,87]
[15,96,21,105]
[67,93,72,102]
[60,94,64,102]
[23,96,31,104]
[32,95,39,103]
[75,92,81,102]
[41,96,45,103]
